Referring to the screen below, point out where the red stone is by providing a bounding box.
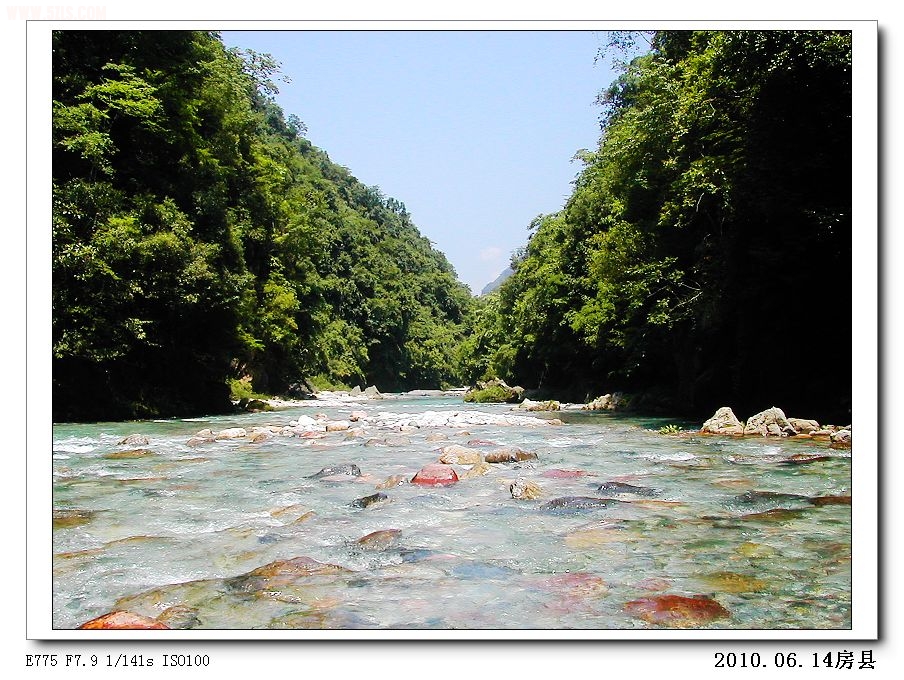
[411,463,459,486]
[623,594,730,627]
[79,610,169,630]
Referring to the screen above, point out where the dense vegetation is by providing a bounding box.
[52,30,474,421]
[460,30,852,422]
[52,30,853,424]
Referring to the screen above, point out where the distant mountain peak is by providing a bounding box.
[480,267,513,296]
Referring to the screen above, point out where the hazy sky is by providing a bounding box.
[221,30,627,294]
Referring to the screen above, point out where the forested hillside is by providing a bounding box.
[52,30,474,421]
[460,30,852,422]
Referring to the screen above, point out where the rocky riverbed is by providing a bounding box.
[52,394,852,631]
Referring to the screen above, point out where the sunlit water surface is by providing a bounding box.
[52,396,851,630]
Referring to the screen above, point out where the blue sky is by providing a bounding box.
[221,30,627,294]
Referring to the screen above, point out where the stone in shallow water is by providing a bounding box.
[809,494,852,506]
[411,463,459,486]
[741,507,810,522]
[226,556,351,594]
[510,478,542,500]
[79,610,169,629]
[544,572,609,597]
[597,481,659,497]
[53,508,95,529]
[735,541,777,558]
[542,469,590,479]
[541,496,624,512]
[460,461,493,479]
[485,447,538,463]
[356,529,402,551]
[350,492,390,509]
[375,474,409,489]
[439,444,483,465]
[307,463,361,479]
[697,571,768,593]
[104,449,156,459]
[623,594,730,627]
[780,453,833,465]
[155,605,201,629]
[118,434,150,446]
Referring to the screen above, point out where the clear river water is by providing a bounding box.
[51,395,851,631]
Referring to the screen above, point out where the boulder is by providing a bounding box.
[463,378,525,404]
[325,420,351,432]
[364,385,383,399]
[245,399,273,412]
[830,428,852,447]
[701,407,745,435]
[788,418,820,434]
[743,407,795,437]
[411,463,459,487]
[582,393,627,411]
[79,610,169,630]
[439,444,483,465]
[518,398,561,412]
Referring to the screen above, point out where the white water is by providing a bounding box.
[52,396,851,630]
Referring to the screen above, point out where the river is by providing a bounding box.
[51,395,851,631]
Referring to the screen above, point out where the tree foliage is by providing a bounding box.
[53,30,474,421]
[478,30,852,420]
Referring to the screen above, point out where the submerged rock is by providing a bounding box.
[809,494,852,506]
[542,469,591,479]
[118,434,150,446]
[484,446,538,463]
[350,492,390,509]
[104,449,155,459]
[307,464,362,479]
[439,444,483,465]
[597,481,659,497]
[53,509,95,529]
[460,461,493,479]
[226,556,351,594]
[411,463,459,487]
[79,610,169,629]
[696,571,768,593]
[155,605,201,629]
[540,496,624,512]
[510,478,542,500]
[215,427,247,440]
[623,594,730,627]
[375,474,409,489]
[701,407,744,435]
[356,529,402,551]
[780,453,832,465]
